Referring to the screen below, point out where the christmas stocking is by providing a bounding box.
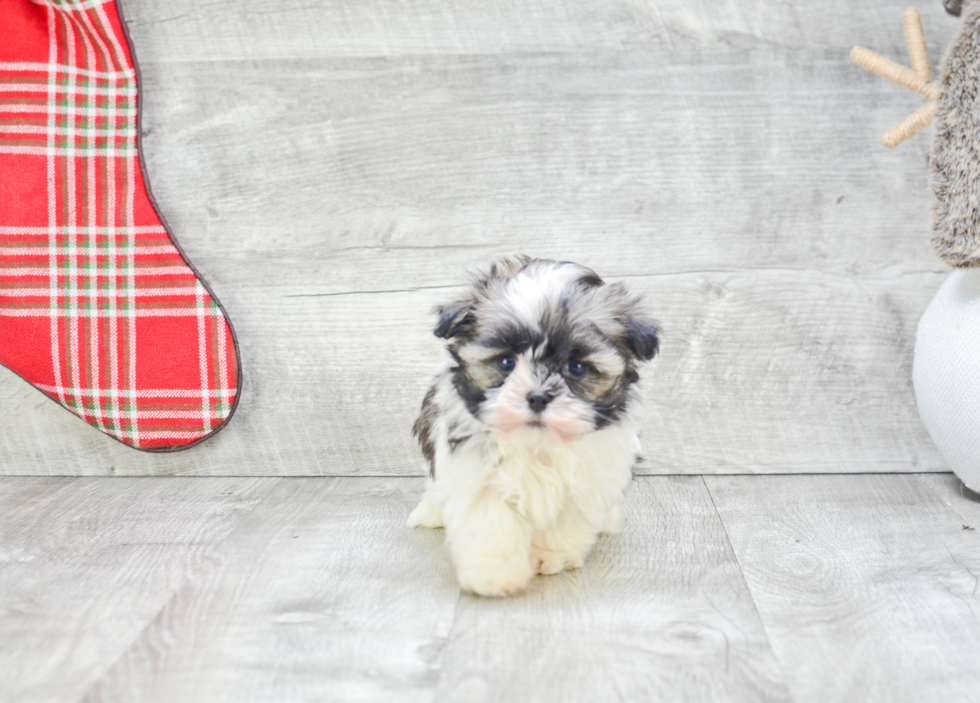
[0,0,240,451]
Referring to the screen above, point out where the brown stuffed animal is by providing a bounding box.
[931,2,980,267]
[852,6,980,267]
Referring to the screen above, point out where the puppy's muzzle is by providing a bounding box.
[527,391,553,414]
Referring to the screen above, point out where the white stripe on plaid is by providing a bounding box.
[0,83,135,95]
[196,283,212,433]
[74,411,231,420]
[0,146,136,156]
[0,125,138,136]
[0,226,166,234]
[0,62,133,78]
[0,287,204,297]
[64,430,232,440]
[86,1,128,443]
[85,0,141,446]
[79,10,106,434]
[98,431,232,440]
[0,105,137,116]
[0,310,227,317]
[64,9,81,426]
[218,285,229,401]
[2,266,205,276]
[0,246,178,256]
[45,4,66,409]
[34,384,238,398]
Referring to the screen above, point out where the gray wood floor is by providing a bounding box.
[0,0,960,475]
[2,473,978,702]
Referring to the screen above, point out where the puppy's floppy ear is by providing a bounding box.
[433,296,477,339]
[602,282,661,361]
[623,315,660,360]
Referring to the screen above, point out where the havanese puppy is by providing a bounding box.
[407,256,660,597]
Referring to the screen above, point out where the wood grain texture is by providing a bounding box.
[0,477,277,703]
[121,0,954,61]
[917,472,980,528]
[3,474,979,701]
[704,474,980,703]
[80,478,461,703]
[135,51,946,289]
[0,0,959,475]
[434,477,791,702]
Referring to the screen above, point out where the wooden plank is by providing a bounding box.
[131,51,944,292]
[121,0,955,61]
[433,477,791,702]
[705,474,980,703]
[0,268,947,475]
[80,477,461,703]
[0,476,277,703]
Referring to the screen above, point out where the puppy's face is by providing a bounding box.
[435,257,659,444]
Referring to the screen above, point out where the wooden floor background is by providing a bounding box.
[0,0,962,476]
[0,473,977,702]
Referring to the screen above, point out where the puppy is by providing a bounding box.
[407,256,660,597]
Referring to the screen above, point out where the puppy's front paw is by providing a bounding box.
[456,556,533,598]
[530,546,584,575]
[407,497,444,528]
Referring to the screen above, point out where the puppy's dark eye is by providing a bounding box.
[497,356,517,373]
[566,360,588,378]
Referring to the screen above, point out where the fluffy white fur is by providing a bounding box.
[408,257,657,597]
[408,358,639,596]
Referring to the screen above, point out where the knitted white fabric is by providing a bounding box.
[914,269,980,490]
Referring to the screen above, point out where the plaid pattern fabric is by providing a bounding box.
[0,0,239,450]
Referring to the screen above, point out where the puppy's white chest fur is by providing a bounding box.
[408,423,637,596]
[421,421,637,532]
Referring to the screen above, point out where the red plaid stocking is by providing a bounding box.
[0,0,240,451]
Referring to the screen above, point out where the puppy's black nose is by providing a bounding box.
[527,392,553,414]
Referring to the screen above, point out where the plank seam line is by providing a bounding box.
[612,267,949,280]
[282,284,457,298]
[699,475,795,698]
[430,586,464,695]
[0,472,951,478]
[277,267,950,299]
